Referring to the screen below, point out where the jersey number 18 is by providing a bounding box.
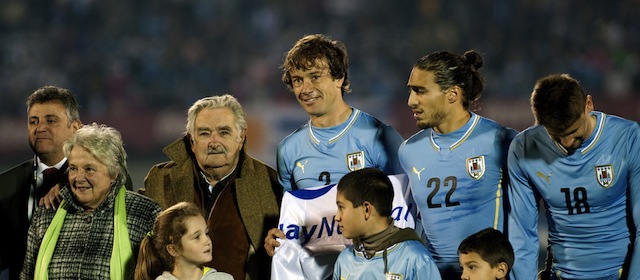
[561,187,590,215]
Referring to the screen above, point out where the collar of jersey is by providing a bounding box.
[552,112,605,155]
[430,112,479,152]
[308,108,360,145]
[581,112,605,154]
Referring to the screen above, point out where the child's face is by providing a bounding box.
[459,252,507,280]
[335,191,367,239]
[175,216,212,266]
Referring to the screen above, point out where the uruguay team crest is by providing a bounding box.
[595,164,614,188]
[467,156,485,179]
[347,151,365,171]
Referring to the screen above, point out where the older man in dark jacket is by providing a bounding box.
[142,94,282,280]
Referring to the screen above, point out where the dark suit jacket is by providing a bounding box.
[0,160,32,280]
[0,158,133,280]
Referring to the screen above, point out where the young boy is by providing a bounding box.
[458,228,514,280]
[333,168,441,280]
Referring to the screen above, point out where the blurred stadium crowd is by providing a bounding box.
[1,0,639,184]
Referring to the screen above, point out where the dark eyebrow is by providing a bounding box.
[408,85,426,91]
[29,114,61,119]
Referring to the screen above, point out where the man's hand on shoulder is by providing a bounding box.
[39,184,62,210]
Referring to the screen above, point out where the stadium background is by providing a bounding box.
[1,0,638,273]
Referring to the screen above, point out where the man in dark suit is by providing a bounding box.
[0,86,136,280]
[0,86,81,279]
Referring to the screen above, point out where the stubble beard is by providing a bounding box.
[416,111,447,130]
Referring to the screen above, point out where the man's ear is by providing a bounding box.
[71,120,82,131]
[334,77,345,90]
[495,262,508,279]
[447,86,462,103]
[240,128,247,143]
[585,95,594,112]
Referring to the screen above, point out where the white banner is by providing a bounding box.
[271,174,418,280]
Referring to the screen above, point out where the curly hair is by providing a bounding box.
[281,34,351,94]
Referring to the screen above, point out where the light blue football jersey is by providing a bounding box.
[333,240,441,280]
[508,112,640,280]
[277,108,404,191]
[398,112,517,277]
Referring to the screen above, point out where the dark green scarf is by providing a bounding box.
[353,225,424,273]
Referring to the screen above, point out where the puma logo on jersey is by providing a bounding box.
[296,161,308,173]
[536,171,552,184]
[412,167,425,180]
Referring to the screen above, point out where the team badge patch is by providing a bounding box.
[346,151,365,171]
[467,156,485,180]
[595,164,614,188]
[385,272,403,280]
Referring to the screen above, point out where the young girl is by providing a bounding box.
[135,202,233,280]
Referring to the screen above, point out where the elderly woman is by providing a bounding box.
[20,123,162,280]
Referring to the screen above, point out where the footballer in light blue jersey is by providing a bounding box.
[265,34,405,275]
[399,112,517,276]
[277,108,403,191]
[403,50,517,279]
[508,112,640,280]
[508,74,639,280]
